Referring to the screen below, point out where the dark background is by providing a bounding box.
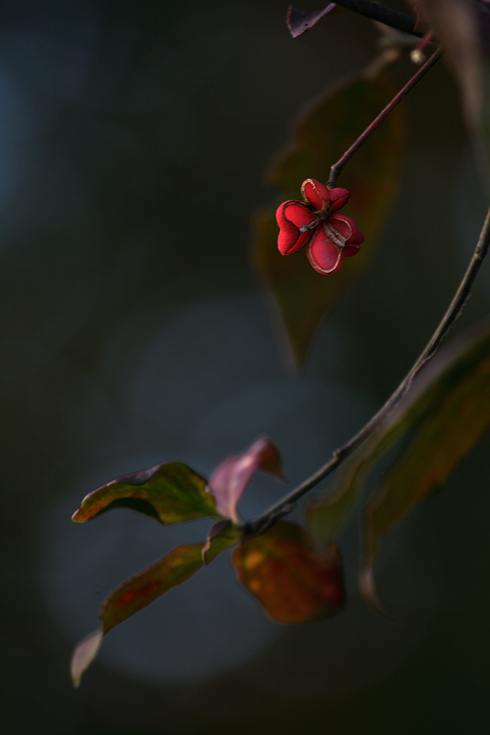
[2,1,490,733]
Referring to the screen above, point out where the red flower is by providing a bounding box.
[276,178,364,274]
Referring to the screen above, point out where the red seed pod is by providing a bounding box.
[275,178,363,274]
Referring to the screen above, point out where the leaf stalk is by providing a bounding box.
[328,48,443,187]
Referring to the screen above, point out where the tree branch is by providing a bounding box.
[333,0,422,37]
[328,48,442,187]
[243,204,490,539]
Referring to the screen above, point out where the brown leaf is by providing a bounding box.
[233,521,344,623]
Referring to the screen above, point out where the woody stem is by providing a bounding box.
[328,48,442,188]
[242,203,490,539]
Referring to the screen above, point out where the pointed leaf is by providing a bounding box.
[209,437,284,523]
[70,630,103,688]
[363,324,490,575]
[233,521,344,623]
[71,543,204,685]
[100,543,204,633]
[305,317,490,610]
[202,520,241,565]
[287,4,337,38]
[305,318,490,606]
[251,65,406,366]
[72,462,220,524]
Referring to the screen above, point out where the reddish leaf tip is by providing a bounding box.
[210,437,284,522]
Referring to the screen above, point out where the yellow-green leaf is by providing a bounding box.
[363,331,490,573]
[306,318,490,607]
[72,462,220,524]
[70,543,204,686]
[202,519,241,565]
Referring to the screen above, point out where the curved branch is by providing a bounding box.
[244,204,490,539]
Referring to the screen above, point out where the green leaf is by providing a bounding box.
[70,543,204,686]
[72,462,221,524]
[202,520,241,565]
[251,63,406,366]
[363,323,490,574]
[307,319,490,607]
[233,521,344,623]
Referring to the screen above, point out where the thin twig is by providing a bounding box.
[328,48,443,187]
[243,204,490,539]
[332,0,422,37]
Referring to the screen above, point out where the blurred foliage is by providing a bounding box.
[233,520,344,623]
[307,318,490,606]
[251,60,406,366]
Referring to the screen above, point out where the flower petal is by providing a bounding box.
[344,243,361,258]
[209,437,284,523]
[276,200,316,255]
[329,213,364,245]
[306,225,344,275]
[301,178,330,210]
[328,187,350,212]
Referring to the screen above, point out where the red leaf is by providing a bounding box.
[233,521,344,623]
[209,437,284,523]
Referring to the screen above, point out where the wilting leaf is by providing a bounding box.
[72,462,221,524]
[363,323,490,575]
[70,630,103,688]
[233,521,344,623]
[202,520,241,565]
[209,437,284,523]
[287,4,337,38]
[70,543,204,686]
[251,65,406,366]
[100,544,204,633]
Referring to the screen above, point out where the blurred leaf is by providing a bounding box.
[413,1,490,178]
[70,630,103,688]
[305,440,389,547]
[413,1,481,130]
[209,437,284,523]
[251,66,406,366]
[71,543,204,686]
[233,520,344,623]
[306,318,490,606]
[363,323,490,575]
[72,462,221,524]
[100,544,204,633]
[202,519,241,565]
[287,4,337,38]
